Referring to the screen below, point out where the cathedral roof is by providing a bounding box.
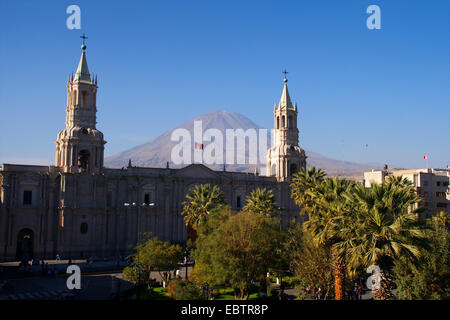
[74,45,91,82]
[278,78,293,109]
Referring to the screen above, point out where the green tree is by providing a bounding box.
[181,184,225,243]
[190,205,234,286]
[285,221,334,299]
[123,235,184,289]
[192,210,283,299]
[181,184,225,229]
[303,177,356,300]
[242,188,278,216]
[393,216,449,300]
[433,211,449,227]
[290,167,326,217]
[344,177,426,300]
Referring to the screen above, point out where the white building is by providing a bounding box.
[364,168,450,218]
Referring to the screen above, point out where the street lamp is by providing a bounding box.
[123,202,155,244]
[184,247,190,280]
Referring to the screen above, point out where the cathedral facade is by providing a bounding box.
[0,44,306,262]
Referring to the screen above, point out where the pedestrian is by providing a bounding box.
[317,287,322,300]
[353,282,359,300]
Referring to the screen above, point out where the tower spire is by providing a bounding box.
[279,70,292,109]
[74,34,90,82]
[55,37,105,174]
[266,72,306,181]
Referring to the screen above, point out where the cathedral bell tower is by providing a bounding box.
[55,38,106,174]
[266,74,306,181]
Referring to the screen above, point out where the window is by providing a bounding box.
[144,192,152,205]
[437,203,447,208]
[77,149,90,172]
[437,181,441,186]
[236,196,241,209]
[23,190,32,205]
[423,180,428,186]
[82,91,88,107]
[80,223,88,234]
[141,184,156,206]
[288,116,292,128]
[281,116,285,128]
[436,192,445,198]
[290,163,297,176]
[276,117,280,129]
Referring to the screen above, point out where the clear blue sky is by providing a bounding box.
[0,0,449,168]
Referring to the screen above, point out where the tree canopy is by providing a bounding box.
[123,235,184,289]
[191,208,283,299]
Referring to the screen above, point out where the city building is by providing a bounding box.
[364,167,450,218]
[0,43,306,262]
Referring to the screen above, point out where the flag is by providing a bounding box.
[447,164,450,169]
[424,155,428,160]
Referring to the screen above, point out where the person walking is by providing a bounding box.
[353,282,359,300]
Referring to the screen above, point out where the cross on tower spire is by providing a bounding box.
[282,69,288,82]
[80,33,88,50]
[80,33,88,45]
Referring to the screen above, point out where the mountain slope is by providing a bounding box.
[105,110,380,176]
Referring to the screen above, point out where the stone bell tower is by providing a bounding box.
[55,37,106,174]
[266,74,306,181]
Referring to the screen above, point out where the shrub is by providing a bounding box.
[167,278,204,300]
[212,289,220,298]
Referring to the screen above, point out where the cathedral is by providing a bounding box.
[0,43,306,262]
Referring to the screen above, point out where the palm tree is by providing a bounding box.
[290,167,326,217]
[181,184,225,242]
[343,178,426,300]
[304,177,356,300]
[242,188,278,216]
[291,168,355,300]
[433,211,449,227]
